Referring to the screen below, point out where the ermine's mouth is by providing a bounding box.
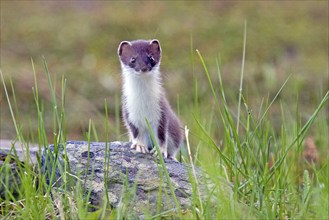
[138,69,152,73]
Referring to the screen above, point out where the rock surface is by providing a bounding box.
[42,141,196,212]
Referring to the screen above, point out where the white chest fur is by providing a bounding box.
[122,68,162,129]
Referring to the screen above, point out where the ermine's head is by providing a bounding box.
[118,39,161,73]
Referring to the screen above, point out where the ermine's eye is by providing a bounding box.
[130,57,136,64]
[148,56,156,65]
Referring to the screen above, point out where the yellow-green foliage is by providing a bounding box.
[1,1,327,142]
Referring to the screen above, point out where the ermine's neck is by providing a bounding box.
[122,67,163,100]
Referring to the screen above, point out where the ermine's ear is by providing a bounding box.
[150,39,161,53]
[118,41,131,56]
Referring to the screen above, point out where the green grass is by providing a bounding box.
[192,42,328,218]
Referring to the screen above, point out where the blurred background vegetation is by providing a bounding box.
[1,1,328,150]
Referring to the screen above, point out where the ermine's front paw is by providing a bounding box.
[131,143,149,154]
[167,156,178,161]
[151,146,168,159]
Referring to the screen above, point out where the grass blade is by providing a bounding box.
[236,20,247,134]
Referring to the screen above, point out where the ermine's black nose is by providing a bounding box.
[141,67,148,72]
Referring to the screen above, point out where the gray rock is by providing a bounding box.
[1,140,231,217]
[43,141,199,212]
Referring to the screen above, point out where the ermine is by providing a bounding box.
[117,39,182,160]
